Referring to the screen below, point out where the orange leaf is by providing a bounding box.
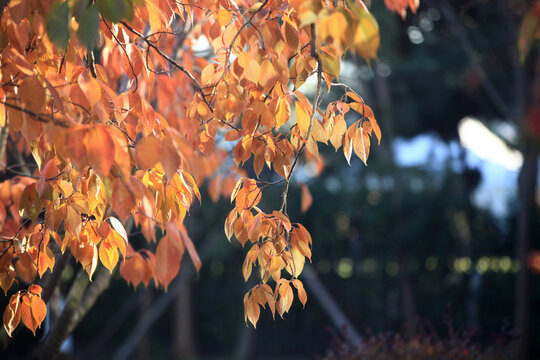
[135,135,162,169]
[85,126,115,177]
[19,76,45,114]
[30,295,47,331]
[155,234,183,290]
[181,230,201,272]
[78,72,102,107]
[292,279,307,307]
[276,97,291,128]
[217,8,232,27]
[300,184,313,213]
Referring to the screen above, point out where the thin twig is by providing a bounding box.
[120,21,210,108]
[279,24,323,215]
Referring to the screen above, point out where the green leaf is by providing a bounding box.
[46,0,70,49]
[76,4,100,50]
[96,0,134,23]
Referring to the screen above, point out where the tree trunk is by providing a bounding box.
[514,143,538,360]
[173,281,196,359]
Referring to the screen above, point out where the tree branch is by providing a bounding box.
[119,21,210,108]
[279,24,323,215]
[35,269,90,359]
[0,119,8,165]
[427,0,516,122]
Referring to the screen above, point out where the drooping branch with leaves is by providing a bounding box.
[0,0,418,350]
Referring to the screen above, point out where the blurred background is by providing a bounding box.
[63,1,540,359]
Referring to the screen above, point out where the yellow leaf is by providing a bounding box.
[352,8,380,62]
[217,8,232,27]
[295,101,310,136]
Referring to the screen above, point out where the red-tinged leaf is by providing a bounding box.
[273,211,291,233]
[161,141,181,179]
[36,159,59,195]
[19,76,46,114]
[155,234,183,291]
[165,222,186,253]
[3,292,21,337]
[85,126,115,177]
[295,101,310,136]
[198,131,214,155]
[135,135,162,169]
[14,252,36,284]
[283,21,299,51]
[300,184,313,213]
[181,230,201,272]
[120,252,153,288]
[247,213,262,240]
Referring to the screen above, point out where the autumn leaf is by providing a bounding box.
[19,76,46,114]
[3,293,21,337]
[300,184,313,213]
[295,101,311,136]
[155,234,183,291]
[0,0,393,338]
[85,126,115,177]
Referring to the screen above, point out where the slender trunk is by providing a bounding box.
[514,144,538,360]
[399,258,416,335]
[173,281,196,359]
[136,290,153,360]
[302,264,363,349]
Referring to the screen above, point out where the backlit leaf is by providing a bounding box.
[46,0,70,49]
[97,0,134,23]
[77,4,100,50]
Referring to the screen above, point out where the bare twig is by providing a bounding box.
[120,21,210,108]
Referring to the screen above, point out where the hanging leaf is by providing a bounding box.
[96,0,134,23]
[46,0,70,49]
[77,4,100,50]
